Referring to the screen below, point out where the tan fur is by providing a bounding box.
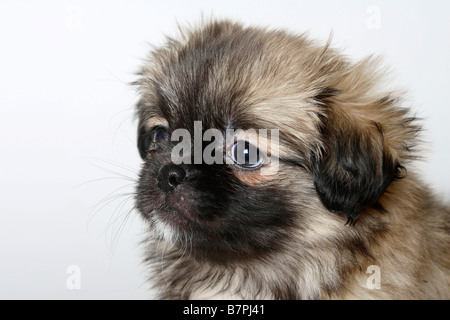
[144,117,168,130]
[136,19,450,300]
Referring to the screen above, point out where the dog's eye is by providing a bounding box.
[149,126,168,151]
[138,126,168,159]
[231,140,263,168]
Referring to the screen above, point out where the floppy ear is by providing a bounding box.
[311,105,402,223]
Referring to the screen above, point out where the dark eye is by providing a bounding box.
[138,126,168,159]
[149,126,168,151]
[153,126,167,143]
[231,140,263,168]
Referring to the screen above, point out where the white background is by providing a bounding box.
[0,0,449,299]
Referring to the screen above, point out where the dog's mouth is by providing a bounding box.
[139,188,199,232]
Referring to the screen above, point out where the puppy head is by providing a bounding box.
[134,20,418,263]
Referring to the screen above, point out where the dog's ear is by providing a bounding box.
[310,102,402,223]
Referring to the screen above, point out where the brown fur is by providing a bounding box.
[135,19,450,299]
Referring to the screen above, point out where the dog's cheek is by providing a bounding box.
[198,179,299,259]
[135,160,164,213]
[231,169,277,186]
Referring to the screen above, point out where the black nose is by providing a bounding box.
[157,164,186,192]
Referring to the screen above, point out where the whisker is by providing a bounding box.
[83,157,141,259]
[88,186,135,226]
[106,194,135,235]
[100,65,128,85]
[89,163,137,182]
[90,158,139,175]
[104,193,135,236]
[112,117,137,148]
[75,176,136,190]
[107,201,136,263]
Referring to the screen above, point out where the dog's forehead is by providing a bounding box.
[138,21,324,157]
[151,45,261,131]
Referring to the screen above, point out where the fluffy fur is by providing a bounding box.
[133,19,450,299]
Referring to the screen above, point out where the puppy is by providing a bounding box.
[134,19,450,299]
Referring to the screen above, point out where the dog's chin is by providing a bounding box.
[157,207,193,229]
[145,205,195,243]
[148,210,186,245]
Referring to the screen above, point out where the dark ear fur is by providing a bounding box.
[311,108,402,223]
